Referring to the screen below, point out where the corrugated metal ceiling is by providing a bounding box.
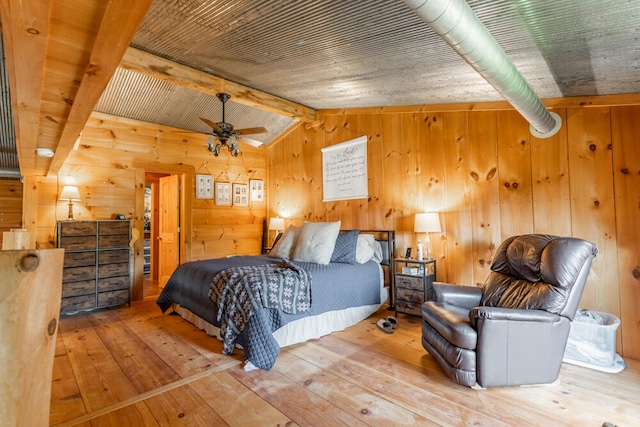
[2,0,640,175]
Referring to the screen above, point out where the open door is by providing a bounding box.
[158,174,180,286]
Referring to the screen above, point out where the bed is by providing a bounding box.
[156,225,395,370]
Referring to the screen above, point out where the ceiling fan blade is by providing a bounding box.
[238,137,264,147]
[200,117,223,132]
[235,126,268,135]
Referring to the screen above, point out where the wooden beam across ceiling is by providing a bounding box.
[120,47,316,124]
[46,0,155,177]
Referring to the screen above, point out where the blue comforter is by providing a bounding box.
[156,255,381,370]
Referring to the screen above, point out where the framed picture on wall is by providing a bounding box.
[195,174,214,199]
[215,182,231,206]
[249,179,264,202]
[233,183,249,206]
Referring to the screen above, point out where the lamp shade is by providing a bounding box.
[60,186,81,201]
[268,217,285,231]
[414,212,441,233]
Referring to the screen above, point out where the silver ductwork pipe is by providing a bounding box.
[403,0,562,138]
[0,168,21,180]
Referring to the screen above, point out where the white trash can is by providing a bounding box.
[563,310,625,373]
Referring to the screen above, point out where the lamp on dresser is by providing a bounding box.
[414,212,441,260]
[59,185,81,220]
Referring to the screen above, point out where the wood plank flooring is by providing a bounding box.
[50,295,640,426]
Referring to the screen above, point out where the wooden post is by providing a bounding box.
[0,249,64,426]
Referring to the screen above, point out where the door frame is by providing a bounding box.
[132,166,192,301]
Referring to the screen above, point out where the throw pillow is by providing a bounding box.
[292,221,341,264]
[268,225,300,259]
[355,233,376,263]
[330,230,360,263]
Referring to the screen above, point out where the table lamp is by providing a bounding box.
[268,216,285,245]
[414,212,441,260]
[60,185,81,220]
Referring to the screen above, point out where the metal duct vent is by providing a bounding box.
[0,37,21,179]
[404,0,562,138]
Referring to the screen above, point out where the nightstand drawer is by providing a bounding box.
[396,300,422,316]
[395,275,423,291]
[397,287,423,303]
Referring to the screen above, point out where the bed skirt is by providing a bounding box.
[172,286,389,370]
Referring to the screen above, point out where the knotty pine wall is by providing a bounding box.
[27,112,267,300]
[0,180,23,247]
[267,104,640,360]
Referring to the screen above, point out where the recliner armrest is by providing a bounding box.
[469,306,561,327]
[433,282,482,309]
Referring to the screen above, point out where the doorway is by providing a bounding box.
[144,172,183,295]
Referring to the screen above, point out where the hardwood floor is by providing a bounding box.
[50,296,640,426]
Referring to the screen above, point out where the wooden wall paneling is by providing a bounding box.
[352,114,371,229]
[318,115,338,223]
[467,111,501,286]
[0,180,24,247]
[334,113,364,227]
[290,115,307,222]
[365,114,385,230]
[496,110,534,239]
[418,112,447,279]
[21,176,37,249]
[267,129,287,219]
[304,123,325,223]
[381,114,403,256]
[441,112,473,285]
[132,169,145,301]
[611,106,640,358]
[397,112,420,254]
[530,109,572,236]
[566,108,621,322]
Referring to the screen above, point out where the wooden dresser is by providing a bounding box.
[57,220,131,314]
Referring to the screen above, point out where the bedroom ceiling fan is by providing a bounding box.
[201,93,268,157]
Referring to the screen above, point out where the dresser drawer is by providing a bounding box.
[62,266,96,283]
[396,300,422,316]
[395,274,423,291]
[396,287,424,303]
[98,234,129,249]
[98,276,129,292]
[99,221,130,235]
[98,289,129,307]
[59,235,96,251]
[59,221,97,237]
[62,280,95,298]
[98,262,129,279]
[99,249,129,264]
[61,295,96,313]
[64,251,96,268]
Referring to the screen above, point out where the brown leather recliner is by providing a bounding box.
[421,234,598,388]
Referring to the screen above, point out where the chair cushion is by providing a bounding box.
[421,301,477,350]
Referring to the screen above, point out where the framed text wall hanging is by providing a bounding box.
[321,135,368,202]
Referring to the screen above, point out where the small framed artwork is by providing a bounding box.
[249,179,264,202]
[195,174,214,199]
[233,183,249,206]
[215,182,231,206]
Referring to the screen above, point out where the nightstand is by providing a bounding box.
[393,258,436,316]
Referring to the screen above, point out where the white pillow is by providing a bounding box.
[355,234,376,263]
[268,225,301,259]
[292,221,341,264]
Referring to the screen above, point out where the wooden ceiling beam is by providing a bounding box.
[120,47,316,124]
[0,0,53,177]
[46,0,154,177]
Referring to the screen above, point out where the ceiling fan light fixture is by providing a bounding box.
[200,92,268,157]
